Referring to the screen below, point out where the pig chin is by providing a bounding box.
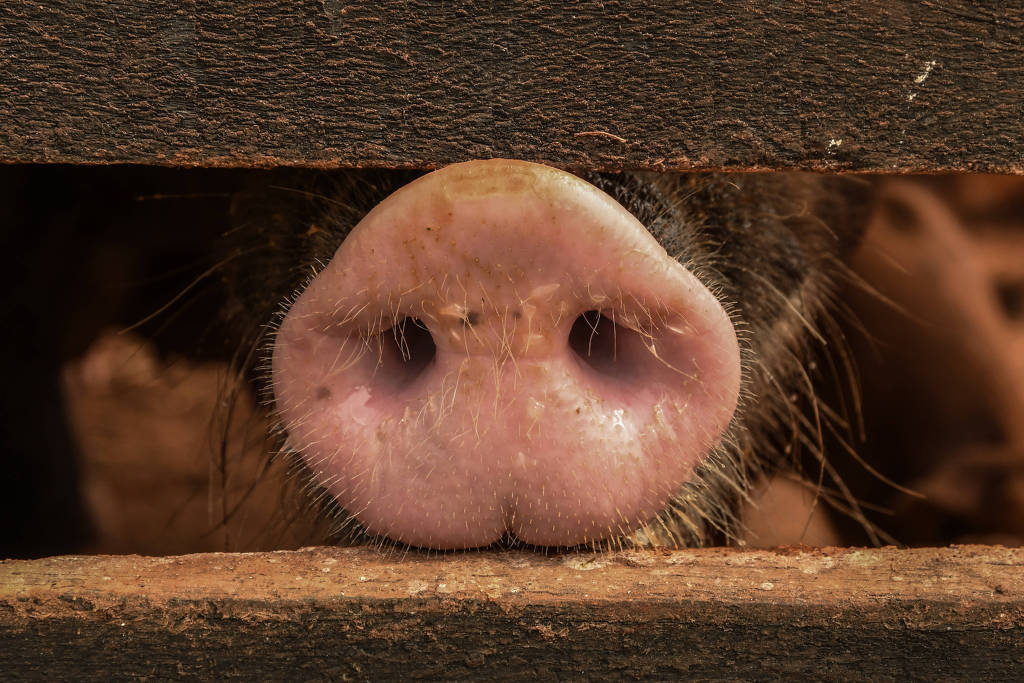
[271,159,741,549]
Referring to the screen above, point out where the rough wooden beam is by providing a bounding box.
[2,546,1023,678]
[0,1,1020,172]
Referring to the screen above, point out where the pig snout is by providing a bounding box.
[271,159,741,549]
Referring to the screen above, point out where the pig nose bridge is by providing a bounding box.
[410,258,559,309]
[413,286,675,367]
[413,283,578,359]
[330,244,679,367]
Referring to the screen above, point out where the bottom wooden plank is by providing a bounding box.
[2,546,1023,679]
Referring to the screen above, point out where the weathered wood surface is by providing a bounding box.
[0,1,1021,173]
[2,546,1023,679]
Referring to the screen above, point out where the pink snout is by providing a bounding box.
[272,160,740,548]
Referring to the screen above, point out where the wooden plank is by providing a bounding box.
[0,1,1020,173]
[2,546,1023,679]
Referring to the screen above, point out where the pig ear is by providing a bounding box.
[815,175,880,258]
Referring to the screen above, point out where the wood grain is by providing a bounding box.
[0,1,1020,172]
[3,546,1023,678]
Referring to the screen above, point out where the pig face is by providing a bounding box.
[229,161,872,550]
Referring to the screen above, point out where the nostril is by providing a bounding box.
[372,317,436,388]
[569,310,641,377]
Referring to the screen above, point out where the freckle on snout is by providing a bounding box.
[315,386,331,400]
